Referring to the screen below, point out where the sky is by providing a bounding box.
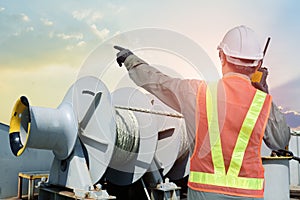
[0,0,300,131]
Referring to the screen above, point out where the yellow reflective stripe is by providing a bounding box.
[189,171,264,190]
[206,82,225,175]
[192,87,267,190]
[227,90,267,177]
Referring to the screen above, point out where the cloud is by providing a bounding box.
[20,13,30,22]
[90,24,109,40]
[65,40,86,51]
[282,109,300,130]
[0,11,32,40]
[72,9,103,24]
[56,32,83,40]
[50,32,86,51]
[77,41,86,47]
[40,18,54,26]
[72,10,90,21]
[283,110,300,116]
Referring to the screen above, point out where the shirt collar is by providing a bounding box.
[223,72,251,82]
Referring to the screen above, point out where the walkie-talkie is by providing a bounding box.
[251,37,271,84]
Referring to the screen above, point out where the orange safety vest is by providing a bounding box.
[188,75,272,198]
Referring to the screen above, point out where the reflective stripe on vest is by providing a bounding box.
[189,83,267,190]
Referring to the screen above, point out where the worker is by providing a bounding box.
[114,25,290,200]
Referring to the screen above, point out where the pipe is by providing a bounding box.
[9,96,78,160]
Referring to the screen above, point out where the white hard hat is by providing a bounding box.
[218,25,263,67]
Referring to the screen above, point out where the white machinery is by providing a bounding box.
[8,76,189,199]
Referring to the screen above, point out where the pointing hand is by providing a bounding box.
[114,45,133,67]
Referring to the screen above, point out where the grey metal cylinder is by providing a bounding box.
[263,157,290,200]
[20,102,77,160]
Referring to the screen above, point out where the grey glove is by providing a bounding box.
[114,45,133,67]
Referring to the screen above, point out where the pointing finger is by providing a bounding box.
[114,45,125,51]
